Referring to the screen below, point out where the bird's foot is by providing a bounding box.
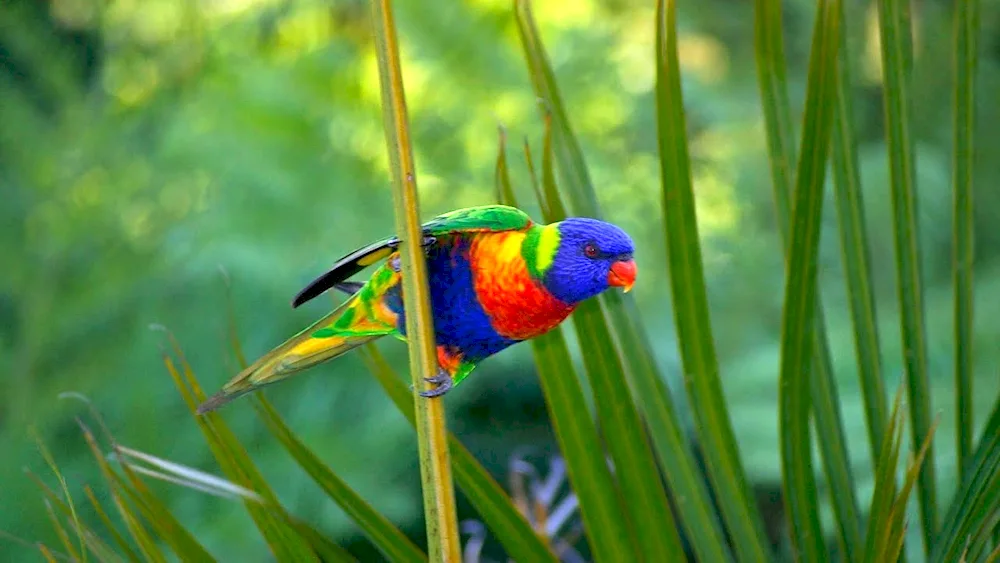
[418,370,453,398]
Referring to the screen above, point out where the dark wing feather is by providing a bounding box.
[291,205,535,308]
[291,237,399,308]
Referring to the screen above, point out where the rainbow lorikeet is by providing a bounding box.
[196,205,636,413]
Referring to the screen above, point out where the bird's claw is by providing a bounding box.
[418,370,453,398]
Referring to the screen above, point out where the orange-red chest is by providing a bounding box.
[468,231,574,340]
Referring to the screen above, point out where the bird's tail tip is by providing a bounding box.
[195,391,233,415]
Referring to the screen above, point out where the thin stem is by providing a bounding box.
[370,0,461,560]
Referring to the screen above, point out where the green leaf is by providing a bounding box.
[252,397,427,563]
[370,0,462,558]
[160,333,322,563]
[528,330,640,561]
[776,0,841,560]
[754,0,798,228]
[931,392,1000,563]
[755,0,864,557]
[534,114,687,561]
[656,0,772,559]
[861,384,937,563]
[359,345,560,563]
[951,0,979,472]
[82,486,143,563]
[862,386,905,563]
[519,124,642,559]
[512,4,736,559]
[830,0,888,464]
[513,0,598,219]
[875,0,938,548]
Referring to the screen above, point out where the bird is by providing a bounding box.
[196,204,636,414]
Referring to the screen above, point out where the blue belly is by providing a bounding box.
[385,238,518,362]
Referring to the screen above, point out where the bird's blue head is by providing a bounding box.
[525,217,637,305]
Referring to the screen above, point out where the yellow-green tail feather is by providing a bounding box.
[196,297,393,414]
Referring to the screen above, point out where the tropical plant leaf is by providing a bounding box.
[776,0,841,560]
[82,485,143,562]
[653,0,773,559]
[160,333,322,563]
[830,0,888,462]
[754,0,863,557]
[252,396,427,563]
[951,0,979,471]
[875,0,938,548]
[497,123,641,560]
[532,112,687,561]
[931,392,1000,562]
[359,344,560,563]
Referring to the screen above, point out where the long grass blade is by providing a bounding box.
[76,424,216,563]
[755,0,864,556]
[952,0,979,472]
[875,0,938,548]
[862,386,905,562]
[533,116,687,561]
[529,329,640,561]
[82,486,143,563]
[656,0,772,559]
[931,391,1000,563]
[511,4,737,559]
[754,0,798,225]
[513,0,598,217]
[830,0,888,463]
[776,0,841,559]
[30,430,87,563]
[253,397,427,563]
[370,0,460,559]
[160,335,321,563]
[359,345,560,563]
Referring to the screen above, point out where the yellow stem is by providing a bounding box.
[370,0,461,560]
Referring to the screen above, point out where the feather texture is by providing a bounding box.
[197,205,635,412]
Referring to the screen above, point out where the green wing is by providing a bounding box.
[420,204,533,235]
[291,205,535,308]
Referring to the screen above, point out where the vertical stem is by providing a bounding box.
[952,0,979,474]
[370,1,460,560]
[875,0,938,549]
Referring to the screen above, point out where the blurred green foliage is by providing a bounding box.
[2,0,999,560]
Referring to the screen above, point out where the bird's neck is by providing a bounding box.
[521,223,560,283]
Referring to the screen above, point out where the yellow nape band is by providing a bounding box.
[535,224,560,274]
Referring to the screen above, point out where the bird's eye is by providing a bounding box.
[584,243,598,258]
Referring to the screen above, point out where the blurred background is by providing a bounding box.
[2,0,1000,560]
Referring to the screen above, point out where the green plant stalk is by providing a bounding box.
[862,386,904,563]
[533,120,686,560]
[161,344,326,562]
[360,344,559,563]
[253,397,427,563]
[370,0,461,559]
[777,0,840,559]
[657,0,771,559]
[517,129,642,561]
[754,0,797,223]
[830,0,888,464]
[603,291,734,563]
[513,0,599,218]
[952,0,979,472]
[755,0,864,556]
[512,2,739,558]
[930,392,1000,562]
[875,0,938,548]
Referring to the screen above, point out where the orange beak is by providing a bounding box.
[608,259,637,293]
